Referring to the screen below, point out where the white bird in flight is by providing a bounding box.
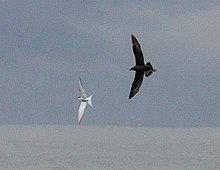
[77,78,93,124]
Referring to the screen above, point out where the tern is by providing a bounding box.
[77,78,93,124]
[129,35,156,99]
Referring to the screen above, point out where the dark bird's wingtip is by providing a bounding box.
[128,94,133,99]
[131,34,135,39]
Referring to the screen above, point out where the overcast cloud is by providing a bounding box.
[0,1,219,127]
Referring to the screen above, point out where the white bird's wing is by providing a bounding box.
[78,102,87,124]
[79,78,87,98]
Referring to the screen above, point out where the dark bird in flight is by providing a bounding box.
[129,35,156,99]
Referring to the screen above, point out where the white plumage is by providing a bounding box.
[77,78,93,124]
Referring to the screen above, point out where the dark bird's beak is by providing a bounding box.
[129,67,135,71]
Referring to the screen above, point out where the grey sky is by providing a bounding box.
[0,1,219,127]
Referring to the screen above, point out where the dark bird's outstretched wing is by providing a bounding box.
[129,72,144,99]
[131,35,144,66]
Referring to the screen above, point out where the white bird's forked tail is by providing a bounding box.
[87,94,93,107]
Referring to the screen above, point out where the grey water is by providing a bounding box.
[0,125,219,170]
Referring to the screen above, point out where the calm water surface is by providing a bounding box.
[0,126,220,170]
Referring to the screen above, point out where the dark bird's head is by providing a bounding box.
[129,66,136,71]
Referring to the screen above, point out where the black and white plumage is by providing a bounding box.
[129,35,156,99]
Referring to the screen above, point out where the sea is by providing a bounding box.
[0,125,219,170]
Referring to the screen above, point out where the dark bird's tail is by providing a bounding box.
[145,62,156,77]
[146,62,154,70]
